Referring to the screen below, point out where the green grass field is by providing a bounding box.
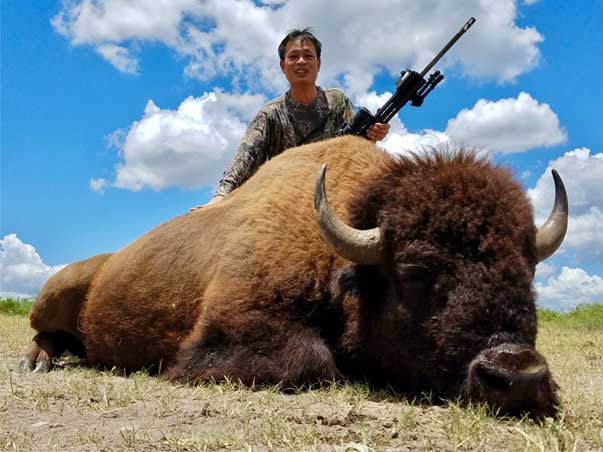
[0,298,34,317]
[1,299,602,451]
[3,297,601,327]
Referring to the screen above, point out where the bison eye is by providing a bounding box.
[397,263,431,281]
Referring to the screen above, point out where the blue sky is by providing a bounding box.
[1,0,602,310]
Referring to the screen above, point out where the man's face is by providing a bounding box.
[280,38,321,88]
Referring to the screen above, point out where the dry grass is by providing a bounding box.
[1,311,602,451]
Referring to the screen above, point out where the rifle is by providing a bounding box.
[336,17,476,138]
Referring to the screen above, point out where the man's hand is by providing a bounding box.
[367,122,390,142]
[189,193,226,212]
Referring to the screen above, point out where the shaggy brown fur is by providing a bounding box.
[338,151,548,403]
[22,135,558,417]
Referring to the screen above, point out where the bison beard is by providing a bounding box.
[21,136,566,419]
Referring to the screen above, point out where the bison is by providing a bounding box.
[20,135,567,418]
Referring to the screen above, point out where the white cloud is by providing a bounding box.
[52,0,543,85]
[530,148,603,217]
[535,267,603,311]
[0,234,66,298]
[535,262,556,280]
[349,90,450,155]
[93,79,566,191]
[51,0,194,45]
[52,0,558,171]
[105,128,127,150]
[102,89,266,191]
[89,178,108,193]
[445,92,566,153]
[380,129,450,156]
[528,148,603,263]
[96,43,139,74]
[353,90,564,158]
[103,87,452,191]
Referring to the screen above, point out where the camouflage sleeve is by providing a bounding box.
[215,111,271,197]
[343,95,356,124]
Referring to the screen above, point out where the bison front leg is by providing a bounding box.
[19,331,85,373]
[19,253,112,373]
[163,319,342,388]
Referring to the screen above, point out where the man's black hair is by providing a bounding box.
[278,28,322,60]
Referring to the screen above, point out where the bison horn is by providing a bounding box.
[535,169,568,262]
[314,164,384,265]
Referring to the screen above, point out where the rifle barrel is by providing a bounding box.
[419,17,476,77]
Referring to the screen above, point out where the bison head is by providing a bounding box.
[314,152,567,418]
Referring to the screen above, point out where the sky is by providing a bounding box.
[1,0,602,311]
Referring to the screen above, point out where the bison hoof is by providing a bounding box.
[17,357,33,372]
[32,360,52,374]
[18,341,55,374]
[17,356,53,374]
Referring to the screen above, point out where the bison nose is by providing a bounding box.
[475,362,548,396]
[468,344,555,416]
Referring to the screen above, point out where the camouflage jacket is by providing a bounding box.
[215,87,355,197]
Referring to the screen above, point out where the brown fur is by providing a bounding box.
[76,136,388,373]
[340,151,541,392]
[29,253,113,337]
[23,136,558,417]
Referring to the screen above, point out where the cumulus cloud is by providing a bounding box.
[97,87,565,193]
[445,92,566,153]
[0,234,66,298]
[99,89,265,191]
[51,0,193,45]
[52,0,557,172]
[535,267,603,311]
[528,148,603,263]
[99,87,452,191]
[51,0,543,86]
[351,89,565,157]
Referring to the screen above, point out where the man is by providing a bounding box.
[195,28,390,209]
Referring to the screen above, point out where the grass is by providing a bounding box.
[1,299,602,451]
[538,304,603,330]
[0,297,34,317]
[4,296,601,325]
